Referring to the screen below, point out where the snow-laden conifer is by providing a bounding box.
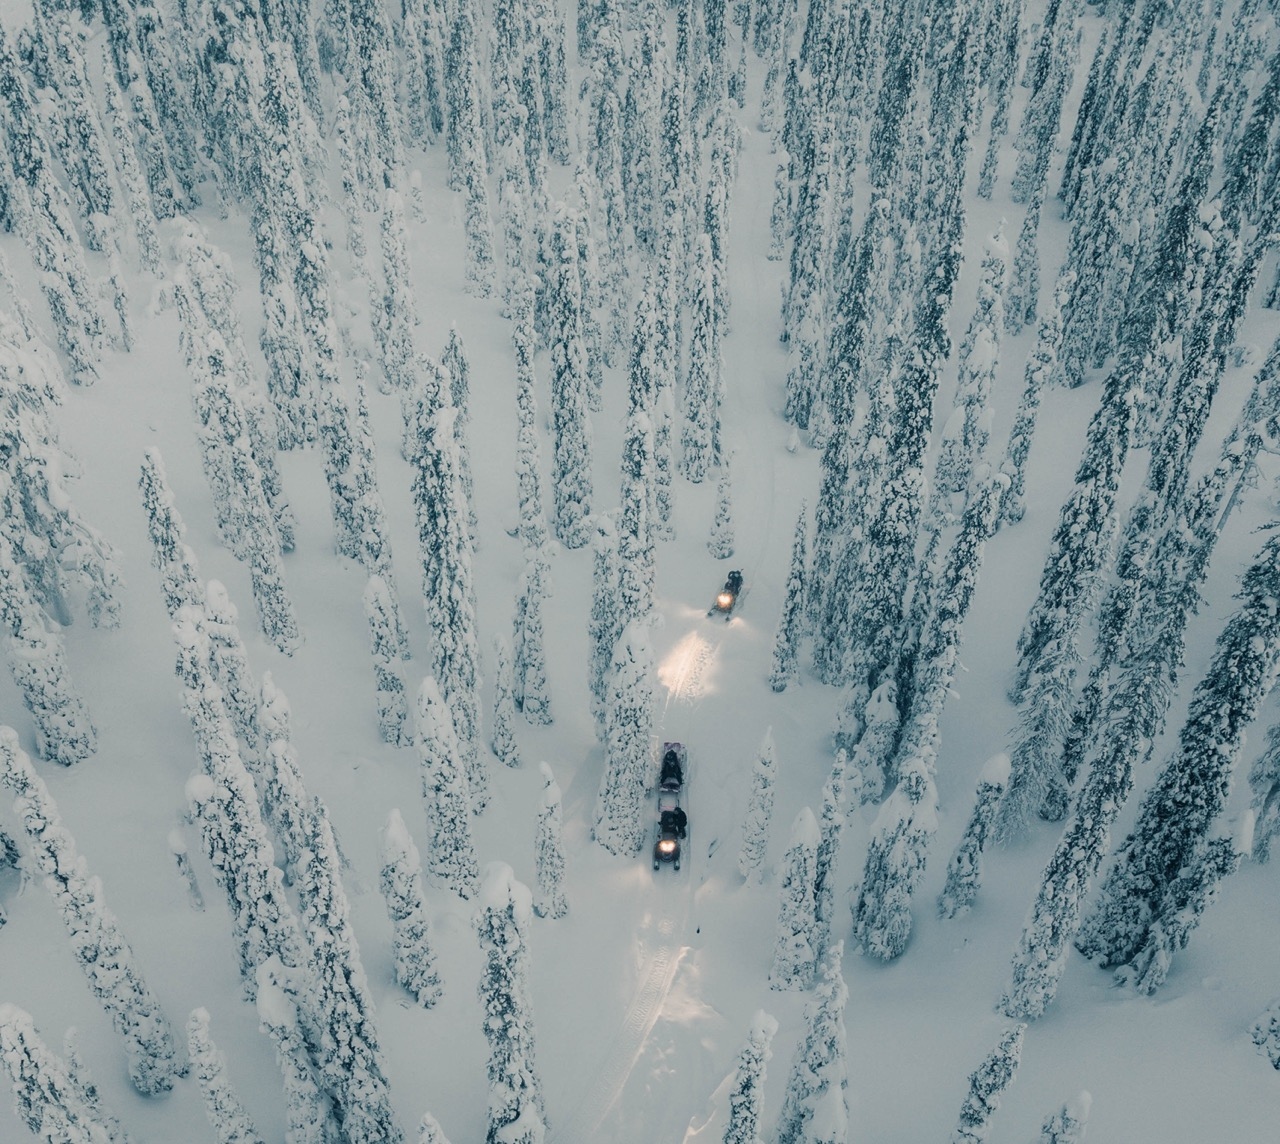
[683,234,722,482]
[295,796,401,1144]
[939,755,1010,920]
[594,620,654,856]
[618,405,656,626]
[418,1111,454,1144]
[1035,1091,1091,1143]
[812,750,850,962]
[59,1025,126,1143]
[588,517,622,740]
[547,203,594,548]
[441,325,478,536]
[474,863,547,1144]
[373,188,418,394]
[415,675,480,898]
[514,307,550,555]
[775,942,849,1144]
[0,1002,115,1142]
[738,728,778,883]
[491,636,521,767]
[708,461,736,559]
[0,533,97,766]
[379,809,442,1008]
[1078,530,1280,984]
[0,727,180,1095]
[951,1024,1026,1144]
[851,756,938,961]
[847,680,899,804]
[204,581,260,760]
[363,575,410,746]
[723,1009,778,1144]
[513,556,553,727]
[187,1007,264,1144]
[138,448,202,619]
[407,396,485,808]
[1248,720,1280,863]
[534,762,568,919]
[769,807,820,990]
[769,502,808,692]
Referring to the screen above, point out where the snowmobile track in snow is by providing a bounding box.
[548,879,690,1144]
[660,631,717,712]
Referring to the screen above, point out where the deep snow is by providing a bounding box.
[1,2,1279,1142]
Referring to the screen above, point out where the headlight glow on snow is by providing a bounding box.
[658,840,676,854]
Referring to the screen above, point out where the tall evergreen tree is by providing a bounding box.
[0,1003,115,1142]
[594,619,653,856]
[769,806,820,990]
[407,395,485,809]
[187,1008,264,1144]
[491,636,521,768]
[0,727,181,1096]
[512,555,553,727]
[938,754,1011,921]
[682,234,722,482]
[775,942,850,1144]
[379,809,443,1008]
[723,1010,778,1144]
[138,448,202,619]
[708,461,736,559]
[547,204,594,548]
[588,517,622,740]
[474,863,547,1144]
[738,727,779,884]
[415,675,480,898]
[363,575,410,747]
[951,1024,1026,1144]
[534,761,568,919]
[769,501,808,692]
[1034,1092,1091,1144]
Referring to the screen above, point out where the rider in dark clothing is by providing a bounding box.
[672,806,687,838]
[660,750,683,787]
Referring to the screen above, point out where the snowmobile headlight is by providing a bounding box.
[716,591,734,610]
[658,839,677,855]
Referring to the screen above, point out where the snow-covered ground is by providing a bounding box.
[2,1,1279,1141]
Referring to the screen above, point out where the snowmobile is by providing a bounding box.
[654,743,688,871]
[708,569,744,620]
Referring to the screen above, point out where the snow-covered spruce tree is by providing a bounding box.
[0,532,97,767]
[418,1111,454,1144]
[594,619,654,857]
[513,303,550,555]
[474,862,547,1144]
[441,325,478,536]
[1252,1001,1280,1069]
[138,448,202,619]
[738,727,778,884]
[996,272,1072,527]
[59,1025,126,1143]
[588,516,621,740]
[204,581,260,759]
[0,727,181,1095]
[175,612,311,990]
[1249,720,1280,863]
[813,750,851,962]
[378,809,442,1008]
[534,762,568,919]
[573,180,605,406]
[769,806,820,990]
[683,234,722,483]
[1078,529,1280,983]
[708,460,736,559]
[1035,1091,1091,1144]
[373,188,419,394]
[363,575,410,747]
[851,755,938,961]
[845,679,899,804]
[996,634,1079,840]
[618,404,656,627]
[938,754,1011,920]
[951,1024,1026,1144]
[415,675,480,898]
[775,941,850,1144]
[936,228,1006,504]
[0,1003,116,1141]
[512,555,553,727]
[295,796,401,1144]
[407,395,486,811]
[187,1007,264,1144]
[724,1010,778,1144]
[769,501,808,692]
[253,958,342,1144]
[547,204,594,548]
[491,636,521,768]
